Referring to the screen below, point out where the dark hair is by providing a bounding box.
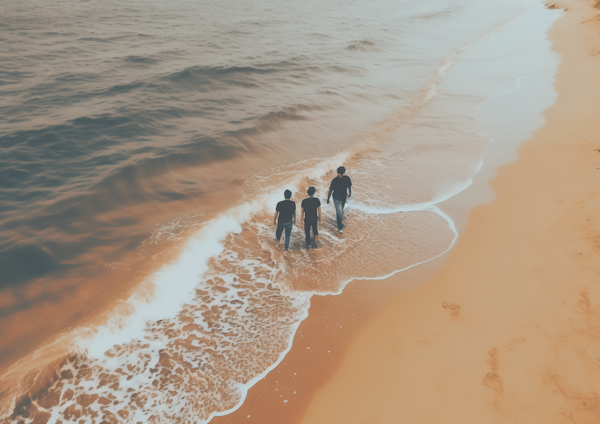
[307,186,316,196]
[337,166,346,175]
[284,189,292,199]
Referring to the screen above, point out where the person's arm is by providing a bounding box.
[327,182,333,204]
[347,177,352,199]
[301,207,305,228]
[273,210,279,225]
[293,208,297,227]
[317,205,322,221]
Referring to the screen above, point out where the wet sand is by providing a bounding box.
[297,0,600,422]
[211,261,447,424]
[216,0,600,422]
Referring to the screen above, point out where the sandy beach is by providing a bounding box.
[215,0,600,422]
[1,0,590,422]
[298,0,600,422]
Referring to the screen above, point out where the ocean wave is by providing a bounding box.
[224,104,321,140]
[0,0,563,422]
[163,65,279,82]
[0,154,458,423]
[0,70,33,86]
[107,82,146,93]
[347,40,377,52]
[157,59,319,91]
[123,55,157,65]
[0,130,244,215]
[0,127,251,286]
[0,97,329,288]
[53,73,102,83]
[78,34,150,43]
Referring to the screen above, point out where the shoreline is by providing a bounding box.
[297,0,600,422]
[0,1,571,421]
[211,262,445,424]
[0,0,576,422]
[214,0,600,422]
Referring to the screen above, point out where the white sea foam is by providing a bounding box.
[0,1,563,423]
[81,152,351,360]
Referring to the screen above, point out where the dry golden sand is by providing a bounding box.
[297,0,600,422]
[216,0,600,423]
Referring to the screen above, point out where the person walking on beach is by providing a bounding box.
[274,189,296,252]
[327,166,352,233]
[301,186,321,249]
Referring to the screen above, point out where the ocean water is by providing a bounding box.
[0,0,560,422]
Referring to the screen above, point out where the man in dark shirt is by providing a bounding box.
[327,166,352,232]
[273,189,296,252]
[301,186,321,249]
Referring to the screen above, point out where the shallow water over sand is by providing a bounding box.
[0,0,560,422]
